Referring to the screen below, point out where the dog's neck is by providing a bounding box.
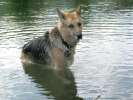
[51,24,73,49]
[57,22,64,35]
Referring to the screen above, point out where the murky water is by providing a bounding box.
[0,0,133,100]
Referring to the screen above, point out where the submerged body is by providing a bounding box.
[21,27,75,65]
[21,7,82,70]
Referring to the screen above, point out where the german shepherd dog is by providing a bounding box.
[21,7,82,70]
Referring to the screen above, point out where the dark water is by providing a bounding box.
[0,0,133,100]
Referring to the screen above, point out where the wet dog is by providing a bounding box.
[21,7,82,70]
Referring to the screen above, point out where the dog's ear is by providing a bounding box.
[57,8,65,20]
[76,6,81,16]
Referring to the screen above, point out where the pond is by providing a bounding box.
[0,0,133,100]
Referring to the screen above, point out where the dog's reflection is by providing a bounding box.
[22,63,83,100]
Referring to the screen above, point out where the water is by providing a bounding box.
[0,0,133,100]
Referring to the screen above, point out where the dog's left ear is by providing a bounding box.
[76,6,81,16]
[57,8,65,21]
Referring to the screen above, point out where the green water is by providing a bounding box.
[0,0,133,100]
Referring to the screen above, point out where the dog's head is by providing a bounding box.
[57,7,82,47]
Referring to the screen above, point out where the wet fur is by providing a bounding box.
[21,7,82,70]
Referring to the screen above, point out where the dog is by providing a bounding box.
[21,7,82,70]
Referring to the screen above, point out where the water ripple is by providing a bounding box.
[0,0,133,100]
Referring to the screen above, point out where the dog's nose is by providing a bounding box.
[76,32,82,40]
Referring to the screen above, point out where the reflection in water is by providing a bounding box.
[114,0,133,8]
[4,0,45,22]
[0,0,133,100]
[22,63,83,100]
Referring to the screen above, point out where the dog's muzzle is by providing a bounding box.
[75,32,82,40]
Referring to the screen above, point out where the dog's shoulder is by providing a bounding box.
[22,31,50,54]
[48,27,61,40]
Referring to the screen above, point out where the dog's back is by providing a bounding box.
[21,27,70,64]
[22,32,52,63]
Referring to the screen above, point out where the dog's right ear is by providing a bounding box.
[57,8,65,20]
[76,6,81,16]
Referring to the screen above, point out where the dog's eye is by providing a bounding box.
[77,22,82,27]
[68,24,74,29]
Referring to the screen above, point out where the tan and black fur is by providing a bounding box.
[21,7,82,70]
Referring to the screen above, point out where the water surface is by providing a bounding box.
[0,0,133,100]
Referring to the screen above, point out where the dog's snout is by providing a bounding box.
[76,32,82,40]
